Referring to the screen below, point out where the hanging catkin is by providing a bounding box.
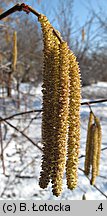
[84,111,94,176]
[38,14,56,188]
[38,13,81,196]
[90,124,99,185]
[84,111,102,185]
[12,31,17,71]
[94,116,102,176]
[66,50,81,190]
[51,42,69,196]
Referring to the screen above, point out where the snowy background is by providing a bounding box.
[0,82,107,200]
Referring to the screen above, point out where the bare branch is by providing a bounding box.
[0,109,42,121]
[79,167,107,199]
[81,98,107,105]
[0,117,42,152]
[0,3,63,43]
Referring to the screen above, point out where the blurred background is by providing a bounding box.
[1,0,107,88]
[0,0,107,200]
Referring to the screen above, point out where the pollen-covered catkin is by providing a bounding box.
[66,50,81,190]
[38,13,81,196]
[51,42,69,196]
[50,35,60,174]
[94,116,102,176]
[38,14,56,188]
[84,111,94,176]
[12,31,17,71]
[90,124,98,185]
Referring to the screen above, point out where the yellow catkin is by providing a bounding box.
[38,14,55,188]
[84,111,94,175]
[38,15,63,190]
[66,50,81,190]
[90,124,99,185]
[38,13,81,196]
[94,116,102,176]
[50,35,60,170]
[12,31,17,71]
[51,42,69,197]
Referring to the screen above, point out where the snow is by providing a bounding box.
[82,81,107,99]
[0,82,107,200]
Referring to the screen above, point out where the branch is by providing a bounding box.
[0,3,63,43]
[0,109,42,121]
[1,98,107,122]
[79,167,107,199]
[15,175,35,179]
[0,117,42,152]
[81,98,107,105]
[0,4,23,20]
[102,147,107,151]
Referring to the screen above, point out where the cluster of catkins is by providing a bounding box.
[38,14,81,197]
[84,111,102,185]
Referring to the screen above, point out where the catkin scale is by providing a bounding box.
[66,51,81,190]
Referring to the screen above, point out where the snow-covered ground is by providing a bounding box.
[0,82,107,200]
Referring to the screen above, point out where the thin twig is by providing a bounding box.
[3,136,13,152]
[78,185,86,194]
[0,4,22,20]
[22,113,40,133]
[1,117,42,152]
[79,167,107,199]
[17,159,35,175]
[81,98,107,105]
[101,147,107,151]
[0,3,63,43]
[99,175,107,180]
[0,109,42,121]
[1,98,107,122]
[15,175,35,179]
[79,146,107,160]
[1,90,106,115]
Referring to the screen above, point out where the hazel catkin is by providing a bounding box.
[94,116,102,176]
[84,111,94,176]
[38,14,56,188]
[84,111,102,185]
[51,42,69,196]
[90,124,99,185]
[66,50,81,190]
[38,13,81,196]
